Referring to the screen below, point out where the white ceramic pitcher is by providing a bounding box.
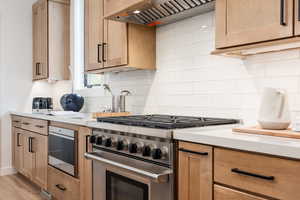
[258,87,291,130]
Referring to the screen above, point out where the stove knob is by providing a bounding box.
[142,146,151,157]
[89,136,96,144]
[129,143,138,153]
[104,138,112,147]
[96,136,103,145]
[152,148,162,160]
[116,140,124,150]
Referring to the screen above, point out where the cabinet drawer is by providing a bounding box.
[48,166,79,200]
[214,185,267,200]
[21,117,48,135]
[214,148,300,200]
[12,116,22,128]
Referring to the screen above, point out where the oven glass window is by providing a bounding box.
[49,134,75,165]
[106,171,148,200]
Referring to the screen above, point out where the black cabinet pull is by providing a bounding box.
[102,43,107,62]
[28,137,34,153]
[298,0,300,21]
[22,122,30,126]
[55,184,66,191]
[17,133,21,147]
[280,0,287,26]
[36,63,41,76]
[231,168,275,181]
[179,148,208,156]
[86,135,90,153]
[13,120,20,123]
[97,44,102,63]
[35,125,44,128]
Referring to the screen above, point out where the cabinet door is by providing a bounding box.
[12,128,24,173]
[103,19,128,68]
[295,0,300,35]
[178,142,213,200]
[22,132,34,179]
[32,133,48,190]
[32,0,48,80]
[215,0,294,48]
[85,0,104,71]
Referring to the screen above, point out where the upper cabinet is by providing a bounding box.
[295,0,300,35]
[32,0,70,81]
[84,0,156,73]
[214,0,300,56]
[216,0,294,48]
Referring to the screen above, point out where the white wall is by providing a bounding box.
[0,0,57,175]
[81,12,300,126]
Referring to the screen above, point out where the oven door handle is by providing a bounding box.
[84,152,172,183]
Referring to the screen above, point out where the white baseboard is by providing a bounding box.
[0,167,17,176]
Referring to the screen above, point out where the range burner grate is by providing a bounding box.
[97,115,239,129]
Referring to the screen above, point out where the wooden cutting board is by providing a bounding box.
[232,126,300,139]
[92,112,130,119]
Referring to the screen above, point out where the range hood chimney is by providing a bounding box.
[106,0,215,26]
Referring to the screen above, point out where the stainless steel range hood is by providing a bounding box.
[106,0,215,26]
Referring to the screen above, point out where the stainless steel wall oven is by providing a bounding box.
[48,126,78,177]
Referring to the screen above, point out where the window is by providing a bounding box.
[84,74,103,88]
[72,0,103,90]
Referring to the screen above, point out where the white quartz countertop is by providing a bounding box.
[174,125,300,160]
[11,111,300,160]
[10,111,95,126]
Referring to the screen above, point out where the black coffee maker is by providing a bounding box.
[32,97,53,113]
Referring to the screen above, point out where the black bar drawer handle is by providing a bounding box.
[55,184,66,191]
[97,44,102,63]
[231,168,275,181]
[179,148,208,156]
[35,125,44,128]
[298,0,300,21]
[102,43,107,62]
[280,0,287,26]
[17,133,21,147]
[22,122,30,125]
[13,120,20,123]
[29,137,35,153]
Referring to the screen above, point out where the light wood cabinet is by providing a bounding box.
[214,148,300,200]
[178,142,213,200]
[32,133,48,189]
[48,166,80,200]
[12,128,24,174]
[32,0,70,81]
[22,131,48,190]
[33,0,48,80]
[85,0,104,71]
[214,185,267,200]
[84,0,156,73]
[11,116,48,190]
[295,0,300,35]
[22,131,35,180]
[216,0,294,49]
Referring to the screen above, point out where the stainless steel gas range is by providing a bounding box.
[85,115,239,200]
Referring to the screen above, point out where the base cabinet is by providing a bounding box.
[178,142,213,200]
[48,166,80,200]
[11,116,48,190]
[12,128,24,174]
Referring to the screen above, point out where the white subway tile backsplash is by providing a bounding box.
[60,11,300,125]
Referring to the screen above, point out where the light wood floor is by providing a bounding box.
[0,174,44,200]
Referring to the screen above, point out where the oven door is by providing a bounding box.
[48,131,76,177]
[85,151,173,200]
